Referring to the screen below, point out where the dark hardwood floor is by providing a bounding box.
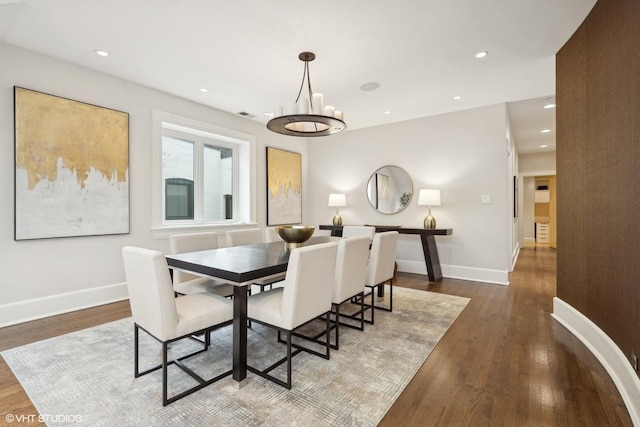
[382,247,632,426]
[0,247,633,426]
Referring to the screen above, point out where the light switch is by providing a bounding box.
[481,195,491,204]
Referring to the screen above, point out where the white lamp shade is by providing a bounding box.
[328,193,346,207]
[418,189,441,206]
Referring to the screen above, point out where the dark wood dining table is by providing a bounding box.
[165,235,336,387]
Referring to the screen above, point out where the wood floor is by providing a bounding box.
[0,247,633,426]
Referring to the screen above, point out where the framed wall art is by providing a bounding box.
[266,146,301,225]
[14,87,130,240]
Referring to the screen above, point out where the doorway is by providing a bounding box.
[521,175,556,249]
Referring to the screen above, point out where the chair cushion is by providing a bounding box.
[174,277,234,297]
[175,293,233,338]
[247,288,284,327]
[252,272,286,286]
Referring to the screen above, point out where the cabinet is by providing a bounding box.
[532,176,556,248]
[534,190,550,203]
[536,223,550,243]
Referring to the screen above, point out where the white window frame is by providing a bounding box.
[151,110,256,239]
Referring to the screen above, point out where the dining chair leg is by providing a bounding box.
[374,279,393,312]
[370,289,375,324]
[333,303,340,350]
[162,341,169,406]
[325,312,331,358]
[134,324,140,377]
[359,293,365,330]
[286,330,292,389]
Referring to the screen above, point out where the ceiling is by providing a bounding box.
[0,0,595,154]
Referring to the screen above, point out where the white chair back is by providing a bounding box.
[265,227,282,243]
[312,228,332,237]
[366,231,399,286]
[333,236,370,304]
[122,246,178,341]
[169,232,219,284]
[227,228,263,246]
[280,242,338,330]
[342,225,375,240]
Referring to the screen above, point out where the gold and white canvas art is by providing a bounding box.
[14,87,129,240]
[266,147,301,225]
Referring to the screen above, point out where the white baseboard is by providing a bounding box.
[511,244,520,272]
[396,260,509,285]
[552,297,640,427]
[0,282,129,328]
[1,259,511,328]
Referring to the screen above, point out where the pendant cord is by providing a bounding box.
[292,58,318,130]
[294,61,306,104]
[306,61,314,112]
[306,62,318,130]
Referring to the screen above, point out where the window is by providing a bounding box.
[165,178,194,220]
[152,111,255,235]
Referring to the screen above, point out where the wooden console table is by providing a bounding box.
[319,225,453,282]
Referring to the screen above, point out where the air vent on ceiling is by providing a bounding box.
[237,111,257,119]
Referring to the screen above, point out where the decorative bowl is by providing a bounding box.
[276,225,315,248]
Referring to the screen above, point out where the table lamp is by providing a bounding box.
[418,189,441,229]
[328,193,346,226]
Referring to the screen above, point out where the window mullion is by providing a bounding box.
[193,136,204,223]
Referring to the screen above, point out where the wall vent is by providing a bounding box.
[237,111,257,119]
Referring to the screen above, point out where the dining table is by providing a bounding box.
[165,235,336,387]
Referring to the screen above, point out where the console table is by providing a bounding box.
[319,225,453,282]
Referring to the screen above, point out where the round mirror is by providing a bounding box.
[366,165,413,214]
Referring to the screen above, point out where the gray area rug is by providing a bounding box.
[2,287,468,426]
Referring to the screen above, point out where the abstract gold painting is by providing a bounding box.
[266,147,301,225]
[14,87,129,240]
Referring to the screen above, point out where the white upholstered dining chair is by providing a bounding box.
[264,227,281,243]
[226,228,263,246]
[361,230,399,324]
[246,242,338,389]
[312,228,332,237]
[341,225,376,240]
[122,246,233,406]
[169,232,234,298]
[328,236,370,349]
[226,228,285,291]
[291,236,370,350]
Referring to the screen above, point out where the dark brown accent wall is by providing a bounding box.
[556,0,640,378]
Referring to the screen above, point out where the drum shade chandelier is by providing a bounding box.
[267,52,346,137]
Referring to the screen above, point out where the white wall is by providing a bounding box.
[519,151,556,174]
[307,104,512,285]
[0,43,307,326]
[1,43,517,326]
[506,113,519,272]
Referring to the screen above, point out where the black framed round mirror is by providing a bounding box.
[366,165,413,214]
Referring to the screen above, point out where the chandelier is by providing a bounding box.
[267,52,346,137]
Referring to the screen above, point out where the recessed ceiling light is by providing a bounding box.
[384,111,391,115]
[360,81,381,92]
[475,51,488,59]
[95,50,109,57]
[200,88,208,93]
[540,145,548,148]
[453,95,462,100]
[541,129,551,133]
[543,103,556,109]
